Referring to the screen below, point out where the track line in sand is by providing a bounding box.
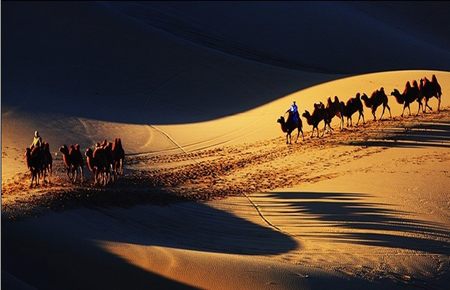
[242,192,291,236]
[147,124,200,164]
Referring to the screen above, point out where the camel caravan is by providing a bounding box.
[25,134,125,187]
[278,74,442,144]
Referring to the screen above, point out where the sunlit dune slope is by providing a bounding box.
[3,70,449,184]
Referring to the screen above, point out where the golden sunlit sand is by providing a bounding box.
[2,70,450,289]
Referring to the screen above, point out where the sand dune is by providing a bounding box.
[3,70,450,289]
[3,70,449,183]
[4,2,450,123]
[3,2,450,289]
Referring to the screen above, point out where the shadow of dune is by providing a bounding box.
[2,193,298,289]
[265,192,450,255]
[345,121,450,149]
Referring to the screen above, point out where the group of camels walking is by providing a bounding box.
[25,138,125,187]
[278,75,442,144]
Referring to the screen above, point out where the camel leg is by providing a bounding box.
[407,105,411,117]
[401,106,405,117]
[30,171,34,188]
[72,168,77,183]
[387,104,392,118]
[438,96,441,112]
[301,129,305,141]
[425,99,433,112]
[295,129,299,143]
[48,166,52,184]
[378,108,383,120]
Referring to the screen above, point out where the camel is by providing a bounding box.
[390,80,422,117]
[25,147,43,187]
[59,144,84,183]
[341,93,365,127]
[420,75,442,112]
[40,142,53,183]
[112,138,125,175]
[277,112,304,144]
[86,146,110,186]
[326,96,345,130]
[302,102,327,137]
[361,87,392,121]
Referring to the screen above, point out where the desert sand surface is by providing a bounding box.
[2,70,450,289]
[3,2,450,289]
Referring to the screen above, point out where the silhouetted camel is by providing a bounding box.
[277,112,304,144]
[420,75,442,112]
[326,96,344,130]
[342,93,365,127]
[25,147,43,187]
[59,144,84,183]
[361,87,392,121]
[86,146,110,186]
[112,138,125,176]
[41,142,53,183]
[390,80,422,117]
[302,102,327,137]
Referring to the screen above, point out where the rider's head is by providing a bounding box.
[34,131,39,137]
[293,101,296,105]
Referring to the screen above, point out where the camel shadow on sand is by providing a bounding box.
[2,191,298,289]
[346,120,450,149]
[264,191,450,255]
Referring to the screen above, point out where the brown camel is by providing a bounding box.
[302,102,327,137]
[25,147,43,187]
[326,96,345,130]
[277,112,304,144]
[86,146,110,186]
[41,142,53,183]
[112,138,125,176]
[342,93,365,127]
[361,87,392,121]
[420,75,442,112]
[390,80,422,117]
[59,144,84,183]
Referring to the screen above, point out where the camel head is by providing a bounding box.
[302,110,311,119]
[334,96,340,103]
[390,88,400,96]
[85,148,93,158]
[412,80,419,88]
[277,116,285,124]
[360,93,368,100]
[59,145,69,155]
